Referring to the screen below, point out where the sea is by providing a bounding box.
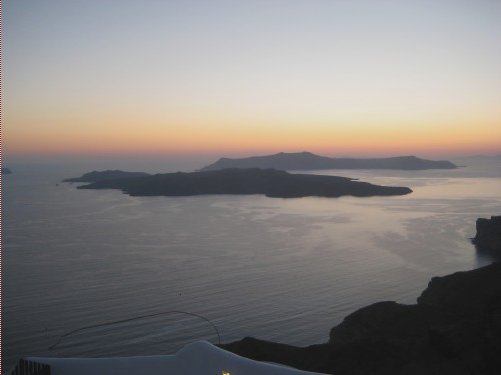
[2,156,501,371]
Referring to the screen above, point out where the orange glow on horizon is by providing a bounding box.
[5,1,501,161]
[5,116,500,158]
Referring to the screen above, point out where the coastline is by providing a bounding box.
[221,261,501,374]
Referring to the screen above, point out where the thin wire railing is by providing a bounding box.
[48,310,221,350]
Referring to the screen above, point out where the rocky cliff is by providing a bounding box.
[222,261,501,375]
[472,216,501,256]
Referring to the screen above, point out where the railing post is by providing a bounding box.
[11,359,51,375]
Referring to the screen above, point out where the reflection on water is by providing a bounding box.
[3,159,501,369]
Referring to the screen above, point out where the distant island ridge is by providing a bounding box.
[64,168,412,198]
[201,152,457,171]
[2,167,12,174]
[63,170,150,183]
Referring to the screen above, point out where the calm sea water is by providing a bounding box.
[3,157,501,370]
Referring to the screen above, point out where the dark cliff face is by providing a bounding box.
[221,262,501,375]
[472,216,501,256]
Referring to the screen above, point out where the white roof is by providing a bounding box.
[25,341,326,375]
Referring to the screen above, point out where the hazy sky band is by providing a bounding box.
[4,0,501,157]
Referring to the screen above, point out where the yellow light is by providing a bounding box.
[222,372,231,375]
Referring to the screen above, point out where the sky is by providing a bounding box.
[3,0,501,161]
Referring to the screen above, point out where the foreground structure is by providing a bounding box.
[10,341,325,375]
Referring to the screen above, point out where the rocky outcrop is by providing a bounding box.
[71,168,412,198]
[63,170,151,183]
[201,152,457,171]
[472,216,501,256]
[221,262,501,375]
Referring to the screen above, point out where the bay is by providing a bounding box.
[3,157,501,370]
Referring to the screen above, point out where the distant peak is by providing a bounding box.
[274,151,316,156]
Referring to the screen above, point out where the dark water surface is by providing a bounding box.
[3,158,501,370]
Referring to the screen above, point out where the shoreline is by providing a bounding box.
[221,252,501,374]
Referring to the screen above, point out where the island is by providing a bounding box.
[201,152,457,171]
[63,170,150,183]
[221,260,501,375]
[472,216,501,257]
[2,167,12,174]
[67,168,412,198]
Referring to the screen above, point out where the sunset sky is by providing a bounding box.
[3,0,501,160]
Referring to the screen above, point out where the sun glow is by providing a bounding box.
[4,1,501,159]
